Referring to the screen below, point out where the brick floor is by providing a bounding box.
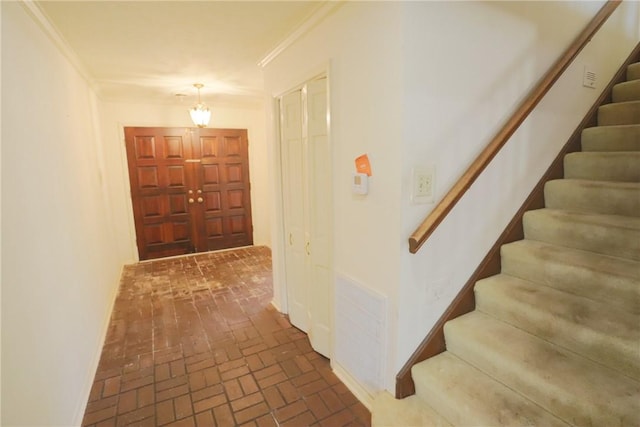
[83,246,370,427]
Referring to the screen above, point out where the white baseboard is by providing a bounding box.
[270,299,283,313]
[72,266,123,425]
[332,361,374,410]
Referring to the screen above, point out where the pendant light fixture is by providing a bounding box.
[189,83,211,128]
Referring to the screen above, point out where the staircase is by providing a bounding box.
[373,62,640,426]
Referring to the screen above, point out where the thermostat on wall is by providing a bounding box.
[352,172,368,195]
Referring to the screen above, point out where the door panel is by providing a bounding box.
[193,129,253,252]
[125,127,253,260]
[307,78,331,357]
[281,90,310,332]
[125,127,195,260]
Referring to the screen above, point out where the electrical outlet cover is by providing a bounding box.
[412,167,435,204]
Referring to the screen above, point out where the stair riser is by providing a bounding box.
[612,81,640,102]
[500,243,640,314]
[371,394,452,427]
[444,314,640,427]
[598,102,640,126]
[627,63,640,80]
[523,210,640,261]
[474,279,640,380]
[564,153,640,182]
[581,125,640,152]
[544,181,640,217]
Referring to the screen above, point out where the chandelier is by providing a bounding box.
[189,83,211,128]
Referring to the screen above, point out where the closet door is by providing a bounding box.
[306,78,331,357]
[280,78,331,358]
[280,90,310,332]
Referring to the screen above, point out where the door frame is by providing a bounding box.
[273,70,334,358]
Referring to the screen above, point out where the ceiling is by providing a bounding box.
[37,1,324,106]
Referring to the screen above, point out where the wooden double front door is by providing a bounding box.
[125,127,253,260]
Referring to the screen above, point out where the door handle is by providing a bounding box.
[197,189,202,194]
[305,241,310,256]
[289,233,293,246]
[197,197,204,203]
[188,198,195,204]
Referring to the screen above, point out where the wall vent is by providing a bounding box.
[334,274,387,392]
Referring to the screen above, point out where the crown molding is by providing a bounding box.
[258,1,344,69]
[20,1,96,89]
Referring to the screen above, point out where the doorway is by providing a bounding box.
[279,77,332,358]
[125,127,253,260]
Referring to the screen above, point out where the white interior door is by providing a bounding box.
[306,78,332,357]
[280,90,309,332]
[279,78,332,358]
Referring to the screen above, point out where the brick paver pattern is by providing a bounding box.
[82,246,371,427]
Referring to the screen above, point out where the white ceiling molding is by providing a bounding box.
[20,0,96,91]
[258,1,345,69]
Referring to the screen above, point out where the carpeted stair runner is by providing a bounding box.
[373,61,640,426]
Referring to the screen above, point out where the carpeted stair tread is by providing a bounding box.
[598,100,640,126]
[613,79,640,102]
[371,392,452,427]
[523,208,640,260]
[444,311,640,427]
[627,62,640,81]
[564,151,640,181]
[581,124,640,151]
[411,352,568,427]
[501,240,640,314]
[474,274,640,380]
[544,179,640,217]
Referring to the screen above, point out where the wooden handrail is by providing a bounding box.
[409,0,622,254]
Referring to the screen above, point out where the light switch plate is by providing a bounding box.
[352,172,368,195]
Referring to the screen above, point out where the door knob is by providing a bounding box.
[188,190,193,194]
[188,198,195,204]
[197,189,202,194]
[197,197,204,203]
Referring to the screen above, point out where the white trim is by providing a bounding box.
[268,95,289,313]
[275,72,328,100]
[332,361,374,410]
[258,1,344,68]
[20,0,96,90]
[269,299,283,313]
[72,265,123,426]
[274,96,290,313]
[116,123,140,263]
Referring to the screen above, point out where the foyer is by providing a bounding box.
[83,247,369,427]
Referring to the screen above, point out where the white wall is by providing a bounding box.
[99,100,270,264]
[263,1,405,393]
[1,2,123,425]
[397,0,640,376]
[263,0,639,396]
